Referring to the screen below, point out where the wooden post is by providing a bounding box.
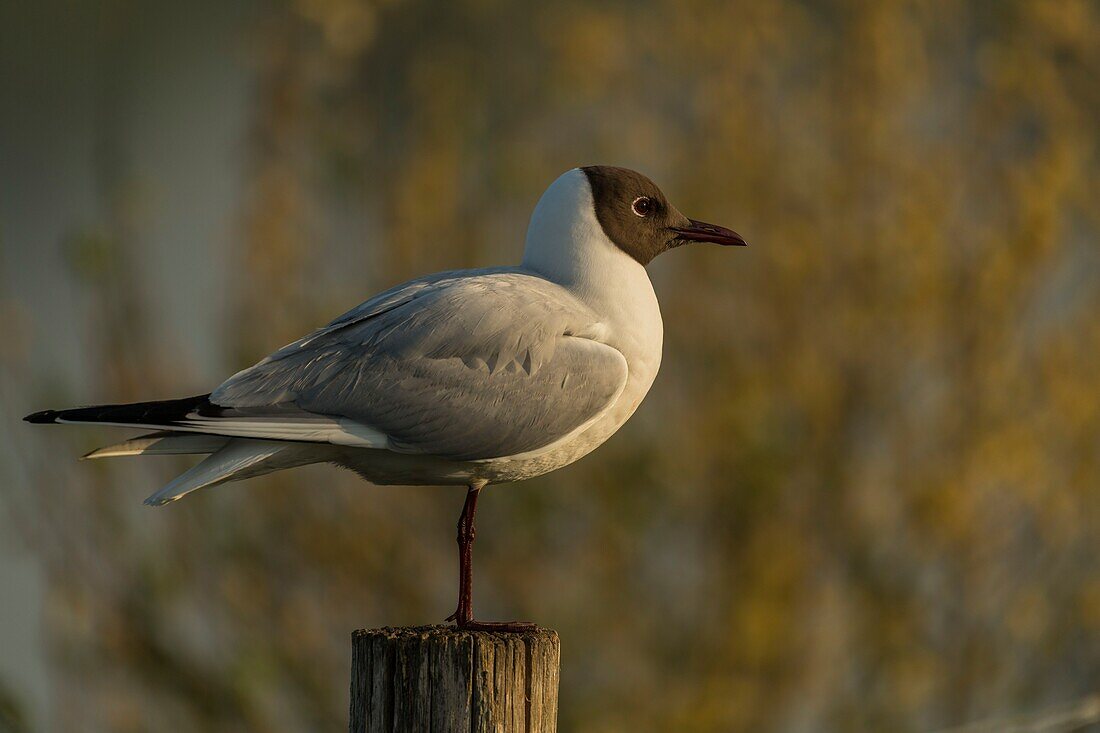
[350,625,560,733]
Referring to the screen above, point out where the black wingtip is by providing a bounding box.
[24,409,61,424]
[23,395,214,427]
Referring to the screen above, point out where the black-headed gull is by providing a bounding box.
[26,165,746,630]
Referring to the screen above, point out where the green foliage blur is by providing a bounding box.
[2,0,1099,731]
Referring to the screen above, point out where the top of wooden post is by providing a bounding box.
[350,625,560,733]
[353,624,558,643]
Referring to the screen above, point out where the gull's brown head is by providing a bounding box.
[581,165,747,266]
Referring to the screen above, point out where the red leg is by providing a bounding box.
[444,483,536,632]
[445,485,478,624]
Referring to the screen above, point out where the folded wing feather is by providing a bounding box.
[211,269,628,461]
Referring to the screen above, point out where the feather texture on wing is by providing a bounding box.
[211,269,628,461]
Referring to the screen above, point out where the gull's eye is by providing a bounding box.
[631,196,653,217]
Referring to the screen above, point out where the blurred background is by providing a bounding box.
[2,0,1099,730]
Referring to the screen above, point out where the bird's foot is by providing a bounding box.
[444,604,466,624]
[453,618,539,633]
[445,607,537,633]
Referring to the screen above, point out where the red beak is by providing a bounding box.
[670,219,748,247]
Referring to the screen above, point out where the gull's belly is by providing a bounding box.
[479,356,660,482]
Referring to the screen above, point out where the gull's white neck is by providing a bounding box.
[521,169,663,377]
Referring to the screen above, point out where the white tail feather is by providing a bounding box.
[143,440,287,506]
[82,432,231,459]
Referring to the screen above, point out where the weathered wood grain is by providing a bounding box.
[350,625,559,733]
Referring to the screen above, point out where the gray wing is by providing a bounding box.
[210,270,628,461]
